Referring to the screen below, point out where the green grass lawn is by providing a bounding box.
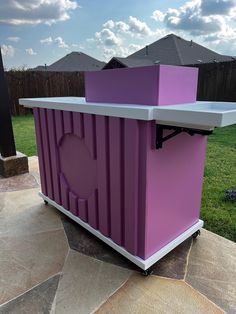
[201,125,236,242]
[12,114,236,242]
[12,115,37,156]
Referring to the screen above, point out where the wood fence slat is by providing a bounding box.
[5,71,85,116]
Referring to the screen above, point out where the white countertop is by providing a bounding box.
[19,97,155,120]
[19,97,236,129]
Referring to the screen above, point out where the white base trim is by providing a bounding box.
[40,192,204,270]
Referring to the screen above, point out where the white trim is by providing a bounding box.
[40,192,204,270]
[154,101,236,128]
[19,97,155,121]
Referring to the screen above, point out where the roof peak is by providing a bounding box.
[67,51,84,55]
[163,33,183,39]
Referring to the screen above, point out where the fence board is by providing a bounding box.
[5,71,85,116]
[191,60,236,102]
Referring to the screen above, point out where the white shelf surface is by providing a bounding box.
[19,97,236,128]
[19,97,155,121]
[154,101,236,128]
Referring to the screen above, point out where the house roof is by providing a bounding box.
[33,52,105,72]
[33,65,47,71]
[104,34,234,69]
[103,57,154,69]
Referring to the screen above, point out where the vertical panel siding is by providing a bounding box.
[33,108,47,195]
[83,113,98,225]
[73,112,84,138]
[124,119,140,255]
[84,114,96,159]
[63,111,73,134]
[39,109,54,199]
[78,199,88,222]
[60,173,69,209]
[88,189,98,229]
[137,121,148,258]
[109,117,123,245]
[96,115,110,237]
[69,191,78,216]
[55,110,64,144]
[47,109,61,205]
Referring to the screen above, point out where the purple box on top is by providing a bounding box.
[85,65,198,106]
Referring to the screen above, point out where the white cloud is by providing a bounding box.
[202,22,236,55]
[103,20,115,29]
[40,36,69,48]
[205,21,236,42]
[0,0,78,25]
[86,38,95,43]
[90,30,140,60]
[116,21,130,32]
[55,36,69,48]
[101,16,153,37]
[153,0,236,36]
[95,29,122,46]
[1,45,15,57]
[163,0,223,34]
[128,16,153,36]
[71,44,85,50]
[128,43,143,52]
[89,16,167,61]
[103,48,121,60]
[103,19,127,31]
[151,10,165,22]
[103,47,129,60]
[71,43,78,47]
[26,48,37,55]
[40,36,53,44]
[102,43,144,60]
[7,36,20,42]
[229,5,236,19]
[201,0,235,16]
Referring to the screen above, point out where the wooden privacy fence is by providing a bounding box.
[6,61,236,115]
[193,60,236,102]
[6,71,85,116]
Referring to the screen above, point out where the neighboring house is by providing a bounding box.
[103,34,234,69]
[33,65,47,71]
[32,52,105,71]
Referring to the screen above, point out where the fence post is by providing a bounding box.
[0,47,17,157]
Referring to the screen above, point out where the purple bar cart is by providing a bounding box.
[20,65,236,273]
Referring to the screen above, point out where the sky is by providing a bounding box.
[1,0,236,69]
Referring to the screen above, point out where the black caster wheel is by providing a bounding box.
[141,268,153,276]
[192,230,201,239]
[44,200,48,205]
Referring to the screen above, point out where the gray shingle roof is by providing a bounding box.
[112,57,154,68]
[33,52,105,72]
[104,34,234,69]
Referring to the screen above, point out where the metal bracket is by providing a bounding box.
[156,124,213,149]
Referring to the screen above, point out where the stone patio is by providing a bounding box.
[0,156,235,313]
